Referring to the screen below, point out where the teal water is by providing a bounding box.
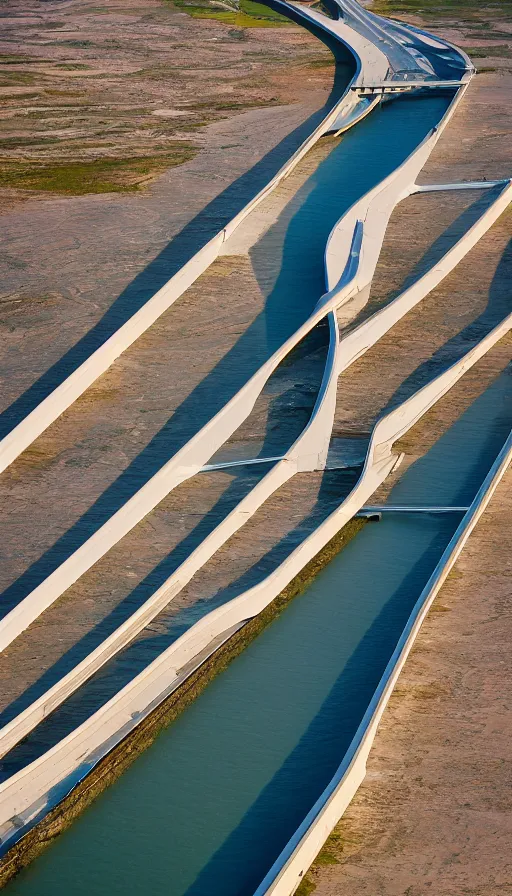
[7,364,511,895]
[0,92,453,627]
[6,89,511,896]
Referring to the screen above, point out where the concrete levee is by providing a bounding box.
[256,425,512,896]
[2,165,504,761]
[0,3,387,478]
[0,311,508,852]
[2,0,508,877]
[0,0,506,768]
[4,79,503,656]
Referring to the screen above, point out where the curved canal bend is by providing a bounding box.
[3,2,510,895]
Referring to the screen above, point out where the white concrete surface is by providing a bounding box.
[0,0,508,877]
[0,4,386,477]
[257,428,512,896]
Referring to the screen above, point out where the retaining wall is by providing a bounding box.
[1,305,510,852]
[4,78,502,656]
[0,5,390,477]
[257,427,512,896]
[1,0,509,767]
[1,0,507,874]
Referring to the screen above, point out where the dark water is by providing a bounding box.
[0,92,453,623]
[7,364,511,896]
[8,90,511,896]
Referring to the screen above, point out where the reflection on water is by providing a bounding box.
[8,366,511,896]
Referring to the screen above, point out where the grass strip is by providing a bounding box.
[170,0,291,27]
[0,516,365,888]
[0,147,196,195]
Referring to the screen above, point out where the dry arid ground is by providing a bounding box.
[298,4,512,895]
[0,0,511,891]
[0,0,335,201]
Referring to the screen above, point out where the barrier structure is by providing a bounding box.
[0,0,510,879]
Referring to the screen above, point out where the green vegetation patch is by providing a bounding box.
[0,54,47,65]
[296,880,317,896]
[191,95,280,110]
[464,44,512,57]
[296,829,346,894]
[170,0,291,27]
[0,517,365,888]
[0,147,196,195]
[0,70,37,87]
[0,136,60,149]
[372,0,512,18]
[54,63,92,71]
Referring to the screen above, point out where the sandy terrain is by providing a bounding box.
[299,6,512,895]
[0,0,510,889]
[0,0,335,200]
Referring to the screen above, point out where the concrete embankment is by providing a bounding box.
[296,22,512,891]
[0,517,365,888]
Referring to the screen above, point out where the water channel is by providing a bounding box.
[6,82,511,896]
[7,366,511,896]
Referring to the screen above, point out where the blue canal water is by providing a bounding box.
[7,361,511,896]
[0,91,453,625]
[7,89,511,895]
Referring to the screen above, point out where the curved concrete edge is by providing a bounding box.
[0,264,348,756]
[369,311,512,467]
[255,432,512,896]
[0,71,481,656]
[0,3,381,478]
[4,149,507,759]
[337,179,512,373]
[0,0,479,650]
[0,455,398,854]
[1,301,509,850]
[0,0,497,845]
[3,168,507,758]
[0,221,362,655]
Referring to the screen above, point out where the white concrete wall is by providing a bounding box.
[338,180,512,373]
[4,171,507,757]
[1,2,508,755]
[2,157,507,761]
[256,428,512,896]
[1,0,507,869]
[0,5,383,478]
[0,0,484,656]
[1,311,509,851]
[4,77,500,657]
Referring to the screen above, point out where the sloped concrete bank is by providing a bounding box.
[0,518,366,887]
[0,0,495,762]
[257,426,512,896]
[1,0,510,891]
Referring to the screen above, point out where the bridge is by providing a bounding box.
[353,79,466,95]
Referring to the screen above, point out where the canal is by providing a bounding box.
[6,360,510,895]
